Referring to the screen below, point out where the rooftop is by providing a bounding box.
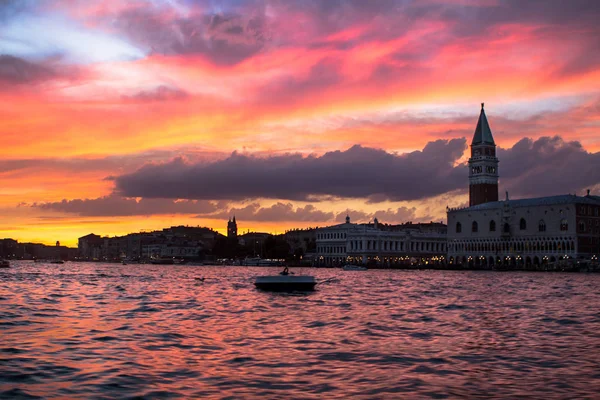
[450,194,600,212]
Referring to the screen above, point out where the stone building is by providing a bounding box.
[315,216,447,267]
[447,104,600,268]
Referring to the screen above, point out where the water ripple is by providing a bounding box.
[1,263,600,398]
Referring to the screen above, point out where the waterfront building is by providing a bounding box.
[447,104,600,267]
[315,215,447,267]
[78,233,103,260]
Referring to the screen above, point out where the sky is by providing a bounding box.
[1,0,600,246]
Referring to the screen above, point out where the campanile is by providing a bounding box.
[468,103,499,206]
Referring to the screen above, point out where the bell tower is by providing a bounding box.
[469,103,499,206]
[227,216,238,238]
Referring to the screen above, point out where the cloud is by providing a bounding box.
[334,206,420,224]
[34,195,217,217]
[122,85,189,102]
[205,202,335,222]
[114,139,468,202]
[114,135,600,204]
[498,136,600,198]
[0,55,60,86]
[106,5,271,65]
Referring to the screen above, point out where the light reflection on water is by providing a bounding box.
[1,262,600,399]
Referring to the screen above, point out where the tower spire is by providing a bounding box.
[469,103,499,207]
[472,102,495,146]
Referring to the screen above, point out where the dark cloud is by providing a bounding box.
[0,55,57,85]
[334,206,419,224]
[34,195,217,217]
[0,0,35,22]
[114,139,468,202]
[112,135,600,204]
[206,202,335,222]
[109,6,270,65]
[499,136,600,198]
[0,55,84,90]
[122,85,189,102]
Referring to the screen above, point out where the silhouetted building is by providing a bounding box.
[227,216,238,238]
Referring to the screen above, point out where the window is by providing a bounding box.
[579,221,586,232]
[539,220,546,232]
[456,222,462,233]
[560,219,568,231]
[503,223,510,233]
[520,218,527,230]
[489,220,496,232]
[472,221,478,233]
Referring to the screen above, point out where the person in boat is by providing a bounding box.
[280,267,289,276]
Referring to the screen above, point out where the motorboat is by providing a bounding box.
[49,260,64,264]
[255,267,317,292]
[0,260,9,268]
[342,264,367,271]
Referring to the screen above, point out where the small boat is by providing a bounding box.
[255,268,316,292]
[342,265,367,271]
[49,260,65,264]
[0,260,10,268]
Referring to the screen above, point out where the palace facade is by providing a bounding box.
[447,104,600,268]
[315,216,447,267]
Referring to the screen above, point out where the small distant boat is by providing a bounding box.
[342,265,367,271]
[49,260,64,264]
[255,267,316,292]
[0,260,10,268]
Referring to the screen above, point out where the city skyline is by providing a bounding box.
[2,0,600,246]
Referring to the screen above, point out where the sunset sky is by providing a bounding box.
[1,0,600,246]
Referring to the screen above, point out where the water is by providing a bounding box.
[1,262,600,399]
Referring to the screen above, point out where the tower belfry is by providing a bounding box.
[227,216,238,238]
[468,103,499,206]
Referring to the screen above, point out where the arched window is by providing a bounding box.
[520,218,527,230]
[489,220,496,232]
[579,221,586,232]
[560,219,568,231]
[503,223,510,233]
[456,222,462,233]
[538,220,546,232]
[472,221,478,233]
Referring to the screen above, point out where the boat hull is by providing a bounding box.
[254,276,316,292]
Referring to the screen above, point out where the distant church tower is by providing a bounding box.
[469,103,499,206]
[227,216,238,238]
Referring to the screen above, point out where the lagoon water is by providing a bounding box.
[1,262,600,399]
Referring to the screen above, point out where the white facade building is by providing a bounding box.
[315,216,447,267]
[447,194,600,267]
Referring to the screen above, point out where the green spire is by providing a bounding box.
[472,103,495,145]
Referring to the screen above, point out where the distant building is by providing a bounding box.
[447,104,600,267]
[315,215,447,267]
[78,233,103,260]
[238,232,271,257]
[284,228,317,254]
[77,226,220,261]
[227,216,238,239]
[0,239,18,258]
